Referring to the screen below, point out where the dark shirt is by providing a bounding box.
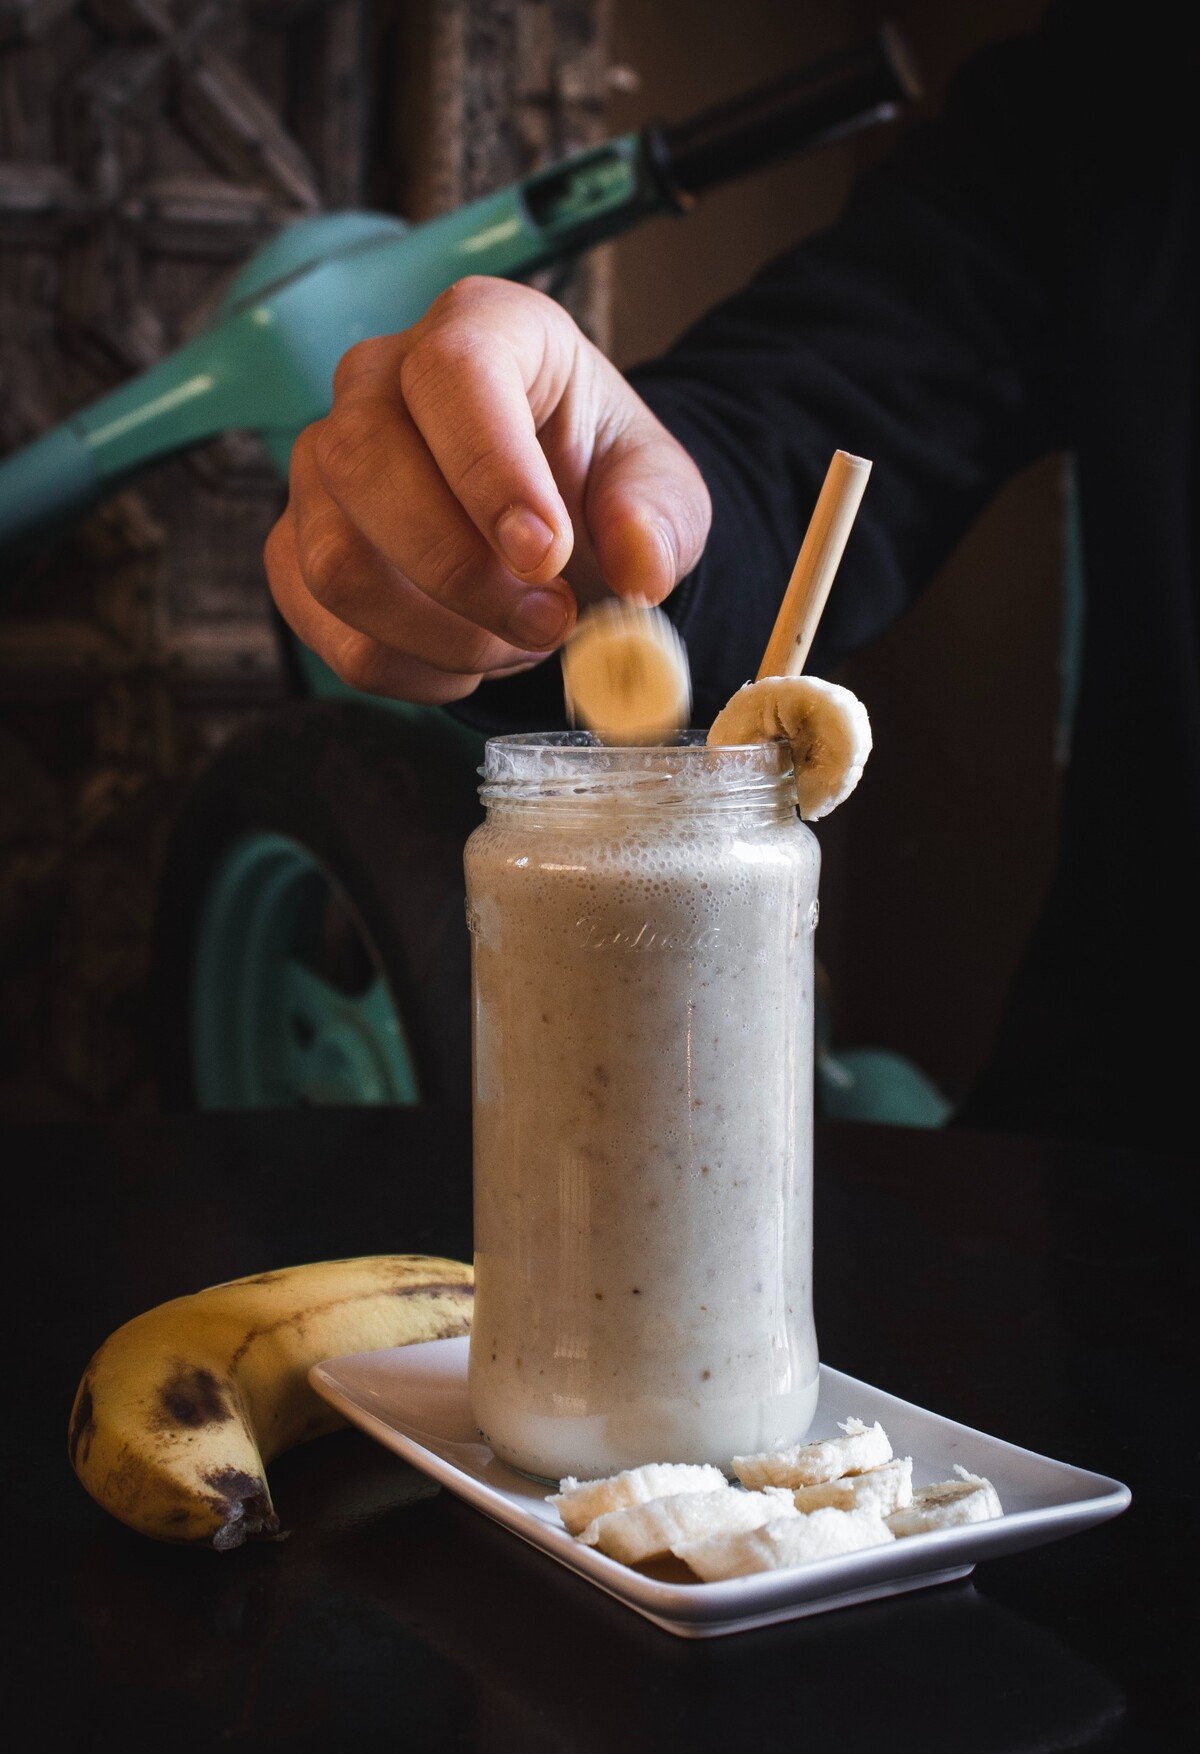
[463,6,1200,1152]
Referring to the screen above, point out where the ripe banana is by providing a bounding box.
[707,674,872,819]
[68,1254,472,1549]
[561,598,691,744]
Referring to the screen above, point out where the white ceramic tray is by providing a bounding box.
[309,1337,1130,1639]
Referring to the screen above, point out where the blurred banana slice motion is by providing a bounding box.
[561,599,691,744]
[708,674,872,820]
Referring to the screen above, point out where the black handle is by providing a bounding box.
[646,25,921,204]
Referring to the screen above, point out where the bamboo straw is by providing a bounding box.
[756,450,872,679]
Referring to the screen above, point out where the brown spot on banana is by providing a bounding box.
[394,1282,474,1301]
[155,1363,234,1428]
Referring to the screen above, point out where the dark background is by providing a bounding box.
[0,0,1057,1116]
[11,1107,1192,1748]
[607,0,1059,1106]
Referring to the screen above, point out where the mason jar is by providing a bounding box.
[464,733,820,1481]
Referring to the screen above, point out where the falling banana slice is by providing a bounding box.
[707,674,872,820]
[561,598,691,744]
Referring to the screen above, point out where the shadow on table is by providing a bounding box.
[342,1496,1126,1754]
[65,1427,1125,1753]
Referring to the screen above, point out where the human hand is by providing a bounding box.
[264,276,711,704]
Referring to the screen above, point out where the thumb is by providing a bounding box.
[584,393,711,606]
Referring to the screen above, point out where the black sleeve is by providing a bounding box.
[461,14,1075,733]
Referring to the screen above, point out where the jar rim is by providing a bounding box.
[480,730,795,802]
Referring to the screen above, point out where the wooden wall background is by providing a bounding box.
[0,0,610,1113]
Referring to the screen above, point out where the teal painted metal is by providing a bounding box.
[817,1045,953,1129]
[219,211,412,311]
[0,136,662,544]
[815,982,951,1127]
[0,424,99,539]
[191,831,419,1108]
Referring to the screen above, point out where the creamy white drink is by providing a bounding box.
[465,735,820,1480]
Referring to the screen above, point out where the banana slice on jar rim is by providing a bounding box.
[707,674,873,821]
[561,598,691,745]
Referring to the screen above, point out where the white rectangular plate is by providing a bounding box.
[309,1337,1129,1639]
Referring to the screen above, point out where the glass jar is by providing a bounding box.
[465,733,820,1480]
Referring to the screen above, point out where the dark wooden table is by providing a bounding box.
[4,1110,1194,1750]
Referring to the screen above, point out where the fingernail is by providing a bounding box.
[509,588,571,648]
[497,505,556,574]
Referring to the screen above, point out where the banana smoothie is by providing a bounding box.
[466,734,820,1480]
